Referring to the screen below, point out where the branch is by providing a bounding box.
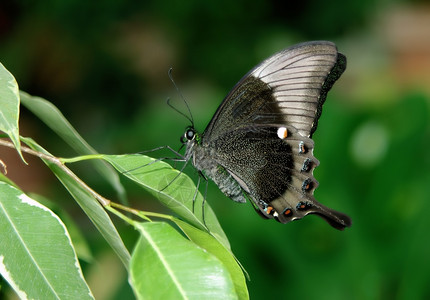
[0,138,110,206]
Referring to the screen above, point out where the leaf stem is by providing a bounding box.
[60,154,104,164]
[0,159,7,175]
[110,202,174,222]
[105,205,137,226]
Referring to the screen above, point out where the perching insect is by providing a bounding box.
[171,41,351,230]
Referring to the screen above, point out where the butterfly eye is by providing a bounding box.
[185,128,195,140]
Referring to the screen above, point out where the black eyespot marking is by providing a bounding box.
[297,201,312,211]
[302,178,313,192]
[282,208,293,217]
[301,158,312,173]
[299,141,308,154]
[264,205,275,215]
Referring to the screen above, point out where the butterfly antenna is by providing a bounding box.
[168,68,194,126]
[166,98,193,126]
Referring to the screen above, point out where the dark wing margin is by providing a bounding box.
[310,52,346,137]
[203,41,346,141]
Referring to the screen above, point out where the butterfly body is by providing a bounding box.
[183,41,351,230]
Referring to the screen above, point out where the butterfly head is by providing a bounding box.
[181,126,203,161]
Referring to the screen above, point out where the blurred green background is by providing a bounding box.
[1,0,430,299]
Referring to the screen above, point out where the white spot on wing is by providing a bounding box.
[277,127,288,139]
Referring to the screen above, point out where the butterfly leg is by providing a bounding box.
[122,156,186,176]
[159,158,190,192]
[138,145,185,160]
[123,145,186,175]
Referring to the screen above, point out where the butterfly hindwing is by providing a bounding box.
[206,122,350,229]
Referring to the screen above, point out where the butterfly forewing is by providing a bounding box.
[204,41,344,140]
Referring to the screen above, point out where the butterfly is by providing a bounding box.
[181,41,351,230]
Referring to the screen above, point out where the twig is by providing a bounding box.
[0,159,7,175]
[0,138,110,206]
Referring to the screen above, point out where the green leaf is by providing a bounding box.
[130,222,237,300]
[101,154,230,250]
[21,137,131,269]
[29,193,93,263]
[0,63,25,162]
[0,181,94,300]
[19,91,127,204]
[0,174,93,262]
[173,218,249,300]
